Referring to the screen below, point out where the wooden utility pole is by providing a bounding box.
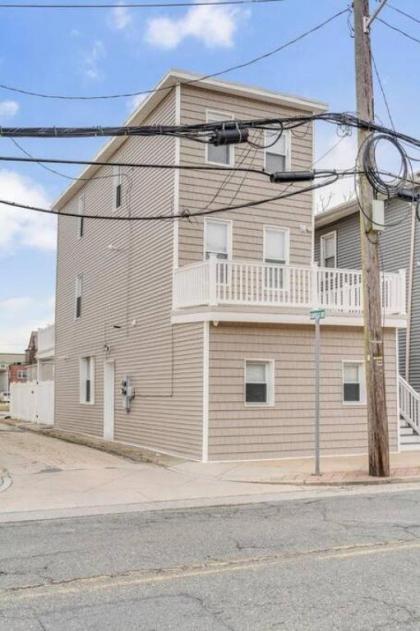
[353,0,390,477]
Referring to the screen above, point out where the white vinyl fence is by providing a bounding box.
[10,381,54,425]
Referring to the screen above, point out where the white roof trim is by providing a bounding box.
[314,200,358,229]
[53,69,328,211]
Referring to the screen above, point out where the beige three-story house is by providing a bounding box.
[53,70,406,462]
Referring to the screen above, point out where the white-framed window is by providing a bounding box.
[320,231,337,268]
[17,370,27,380]
[263,226,289,289]
[75,274,83,319]
[204,218,232,260]
[264,128,290,173]
[77,194,85,239]
[244,360,274,406]
[342,361,366,404]
[206,110,234,166]
[80,357,95,404]
[113,165,122,209]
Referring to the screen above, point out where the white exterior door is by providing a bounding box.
[103,360,115,440]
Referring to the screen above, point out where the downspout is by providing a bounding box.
[405,202,416,381]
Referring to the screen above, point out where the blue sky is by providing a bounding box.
[0,0,419,351]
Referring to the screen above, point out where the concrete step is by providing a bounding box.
[400,443,420,451]
[401,427,417,436]
[400,434,420,445]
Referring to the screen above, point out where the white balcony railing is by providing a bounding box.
[173,257,406,317]
[37,323,55,359]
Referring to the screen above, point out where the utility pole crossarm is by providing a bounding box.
[363,0,389,32]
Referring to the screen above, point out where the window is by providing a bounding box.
[206,110,234,166]
[77,194,84,238]
[343,362,365,404]
[80,357,95,404]
[320,232,337,268]
[264,226,289,289]
[17,370,27,380]
[113,165,122,209]
[204,219,231,260]
[75,274,83,319]
[245,361,274,405]
[264,128,290,173]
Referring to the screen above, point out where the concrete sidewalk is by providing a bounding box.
[1,420,420,523]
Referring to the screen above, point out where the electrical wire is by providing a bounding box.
[371,52,396,132]
[0,174,340,222]
[387,3,420,25]
[0,8,349,100]
[378,17,420,46]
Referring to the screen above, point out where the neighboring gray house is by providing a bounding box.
[315,194,420,447]
[52,70,406,461]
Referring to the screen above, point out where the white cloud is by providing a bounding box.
[0,170,56,255]
[314,128,357,213]
[83,40,106,80]
[127,93,147,112]
[145,2,246,49]
[0,296,55,353]
[109,2,132,30]
[0,100,19,119]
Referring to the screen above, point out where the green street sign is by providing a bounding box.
[310,308,326,321]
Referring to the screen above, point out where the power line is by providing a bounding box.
[378,17,420,45]
[0,174,341,222]
[0,8,348,100]
[387,3,420,25]
[0,0,286,7]
[371,52,395,131]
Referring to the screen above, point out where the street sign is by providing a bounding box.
[310,308,326,321]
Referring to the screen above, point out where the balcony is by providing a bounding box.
[37,323,55,360]
[172,257,406,326]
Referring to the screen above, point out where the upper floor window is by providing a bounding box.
[80,356,94,404]
[204,219,231,260]
[320,231,337,268]
[77,194,84,239]
[263,226,289,265]
[206,110,234,166]
[264,128,290,173]
[75,274,83,319]
[113,165,122,209]
[343,361,365,404]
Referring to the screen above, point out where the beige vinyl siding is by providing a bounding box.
[55,89,204,459]
[208,324,398,461]
[178,85,314,269]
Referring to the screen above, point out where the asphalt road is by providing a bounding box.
[2,489,420,630]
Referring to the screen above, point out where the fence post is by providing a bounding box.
[398,268,407,316]
[311,262,319,308]
[209,253,218,306]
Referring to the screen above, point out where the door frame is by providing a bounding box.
[103,359,115,440]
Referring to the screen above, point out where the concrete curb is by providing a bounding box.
[223,475,420,487]
[0,419,183,468]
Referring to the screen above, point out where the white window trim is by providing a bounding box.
[205,109,235,167]
[264,129,291,172]
[113,165,122,210]
[263,225,290,264]
[244,359,275,407]
[77,194,84,239]
[342,360,366,406]
[320,231,337,269]
[203,217,233,261]
[75,274,83,321]
[80,356,95,405]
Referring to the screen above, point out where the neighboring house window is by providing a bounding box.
[75,274,83,319]
[17,370,27,380]
[264,226,289,289]
[320,232,337,268]
[264,128,290,173]
[245,361,274,405]
[206,110,234,166]
[77,194,84,238]
[343,362,366,404]
[80,357,94,404]
[204,219,231,260]
[113,165,122,209]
